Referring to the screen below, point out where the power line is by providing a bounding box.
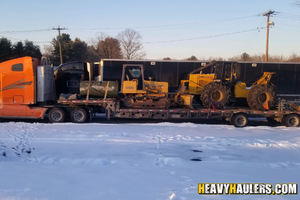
[0,29,52,34]
[144,27,267,44]
[0,35,22,41]
[276,16,300,21]
[278,12,300,18]
[276,22,300,28]
[275,12,300,21]
[70,14,260,32]
[0,35,51,44]
[0,13,265,37]
[238,19,265,55]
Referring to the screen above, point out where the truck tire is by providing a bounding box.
[283,114,300,127]
[200,82,229,109]
[48,107,66,123]
[71,108,87,123]
[231,113,248,128]
[247,84,277,110]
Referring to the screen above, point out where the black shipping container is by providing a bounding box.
[100,59,300,100]
[238,62,300,99]
[100,59,210,92]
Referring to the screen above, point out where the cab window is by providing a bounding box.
[12,63,23,71]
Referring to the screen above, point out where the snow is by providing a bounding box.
[0,121,299,200]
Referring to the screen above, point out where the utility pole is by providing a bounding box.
[52,25,66,64]
[263,10,275,62]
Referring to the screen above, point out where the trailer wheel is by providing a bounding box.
[247,84,277,110]
[201,82,229,109]
[231,113,248,128]
[283,114,300,127]
[48,108,66,123]
[71,108,87,123]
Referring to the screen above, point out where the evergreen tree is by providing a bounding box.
[12,41,25,58]
[23,40,42,58]
[0,38,13,62]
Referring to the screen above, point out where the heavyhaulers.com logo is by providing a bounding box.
[198,183,298,195]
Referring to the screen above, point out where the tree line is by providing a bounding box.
[0,38,42,63]
[0,28,145,65]
[175,53,300,62]
[1,28,299,64]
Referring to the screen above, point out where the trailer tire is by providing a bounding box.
[71,108,87,123]
[48,107,66,123]
[283,114,300,127]
[247,84,277,110]
[231,113,248,128]
[201,82,229,109]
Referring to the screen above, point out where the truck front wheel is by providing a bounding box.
[48,108,66,123]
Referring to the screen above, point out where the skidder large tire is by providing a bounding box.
[247,84,277,110]
[200,82,230,109]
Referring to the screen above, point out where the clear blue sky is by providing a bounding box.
[0,0,299,60]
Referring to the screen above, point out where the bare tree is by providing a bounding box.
[117,28,146,59]
[98,37,122,59]
[228,52,300,62]
[89,33,122,61]
[42,44,54,59]
[287,53,300,62]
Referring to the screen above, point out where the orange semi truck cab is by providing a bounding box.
[0,57,54,119]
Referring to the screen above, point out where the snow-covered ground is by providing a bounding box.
[0,121,299,200]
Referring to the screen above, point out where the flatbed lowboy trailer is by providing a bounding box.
[55,99,300,128]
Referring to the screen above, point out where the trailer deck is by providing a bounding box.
[54,98,300,127]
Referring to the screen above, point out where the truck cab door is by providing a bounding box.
[2,95,26,117]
